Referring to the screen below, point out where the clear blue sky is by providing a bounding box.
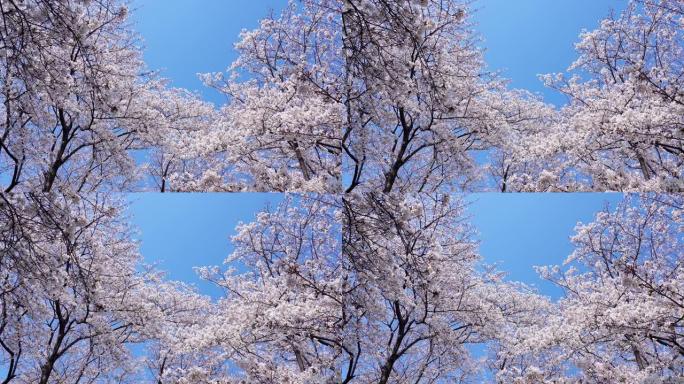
[130,0,286,104]
[466,193,623,298]
[126,193,283,298]
[128,193,625,300]
[130,0,623,105]
[476,0,624,104]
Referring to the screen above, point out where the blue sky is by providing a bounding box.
[476,0,624,104]
[128,193,625,300]
[126,193,283,297]
[130,0,623,106]
[466,193,623,298]
[130,0,286,104]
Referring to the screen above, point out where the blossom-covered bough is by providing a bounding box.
[163,1,344,193]
[494,194,684,383]
[500,0,684,192]
[0,192,212,383]
[0,0,216,194]
[340,192,552,383]
[341,0,554,194]
[555,0,684,191]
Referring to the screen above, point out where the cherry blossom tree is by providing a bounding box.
[162,1,344,193]
[340,0,557,194]
[135,279,219,384]
[186,195,348,383]
[164,193,547,383]
[502,0,684,192]
[494,194,684,383]
[0,192,211,383]
[341,192,553,383]
[0,0,215,194]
